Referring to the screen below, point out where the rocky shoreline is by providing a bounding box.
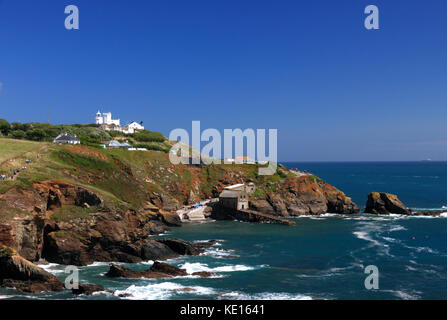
[0,141,443,297]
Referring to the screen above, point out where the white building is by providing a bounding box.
[53,133,81,145]
[126,121,144,132]
[95,111,144,134]
[96,111,120,126]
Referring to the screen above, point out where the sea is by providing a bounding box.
[1,162,446,300]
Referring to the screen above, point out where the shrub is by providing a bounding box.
[0,119,11,136]
[0,246,13,258]
[25,129,47,141]
[11,130,26,139]
[133,130,165,143]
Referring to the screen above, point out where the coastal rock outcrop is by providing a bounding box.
[105,261,217,279]
[0,246,64,293]
[156,238,206,256]
[364,192,411,215]
[71,283,111,296]
[245,176,359,216]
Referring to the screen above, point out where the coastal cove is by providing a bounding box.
[1,162,447,300]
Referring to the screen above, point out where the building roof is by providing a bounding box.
[224,183,245,190]
[54,133,80,142]
[108,140,131,148]
[219,190,240,198]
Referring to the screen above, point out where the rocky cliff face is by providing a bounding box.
[249,176,359,216]
[0,180,207,266]
[0,142,360,268]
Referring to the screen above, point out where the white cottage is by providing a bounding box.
[53,133,81,145]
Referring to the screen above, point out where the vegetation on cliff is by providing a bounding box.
[0,119,169,150]
[0,137,358,267]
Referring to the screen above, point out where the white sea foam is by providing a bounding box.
[352,222,393,257]
[37,263,65,274]
[320,213,338,217]
[353,231,388,249]
[383,289,420,300]
[389,225,407,232]
[114,282,215,300]
[201,247,238,259]
[405,265,418,271]
[87,261,119,267]
[219,291,314,300]
[194,239,225,243]
[179,262,264,274]
[382,236,399,243]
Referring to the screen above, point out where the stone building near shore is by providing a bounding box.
[218,183,256,210]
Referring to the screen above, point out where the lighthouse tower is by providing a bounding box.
[95,110,104,125]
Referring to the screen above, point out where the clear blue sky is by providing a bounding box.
[0,0,446,161]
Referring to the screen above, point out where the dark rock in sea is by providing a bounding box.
[364,192,411,215]
[410,211,443,217]
[193,240,218,250]
[105,262,186,278]
[140,240,178,261]
[191,271,218,278]
[150,261,188,276]
[105,261,218,279]
[71,283,111,296]
[156,238,204,256]
[0,246,64,293]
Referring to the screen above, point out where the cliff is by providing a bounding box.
[0,138,358,267]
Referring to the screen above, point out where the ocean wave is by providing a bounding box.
[86,261,119,267]
[389,225,407,232]
[352,222,393,258]
[179,262,265,274]
[37,263,66,275]
[218,291,314,300]
[295,265,357,278]
[353,231,389,249]
[319,213,339,217]
[382,236,399,243]
[194,239,225,243]
[114,282,215,300]
[201,247,238,259]
[383,289,421,300]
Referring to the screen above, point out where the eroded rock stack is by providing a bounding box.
[364,192,411,215]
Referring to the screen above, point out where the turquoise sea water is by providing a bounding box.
[1,162,447,300]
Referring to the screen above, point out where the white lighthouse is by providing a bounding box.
[95,111,104,125]
[95,110,143,134]
[95,110,120,126]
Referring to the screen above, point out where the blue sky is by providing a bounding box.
[0,0,446,161]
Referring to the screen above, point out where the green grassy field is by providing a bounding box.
[0,137,285,214]
[0,138,44,164]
